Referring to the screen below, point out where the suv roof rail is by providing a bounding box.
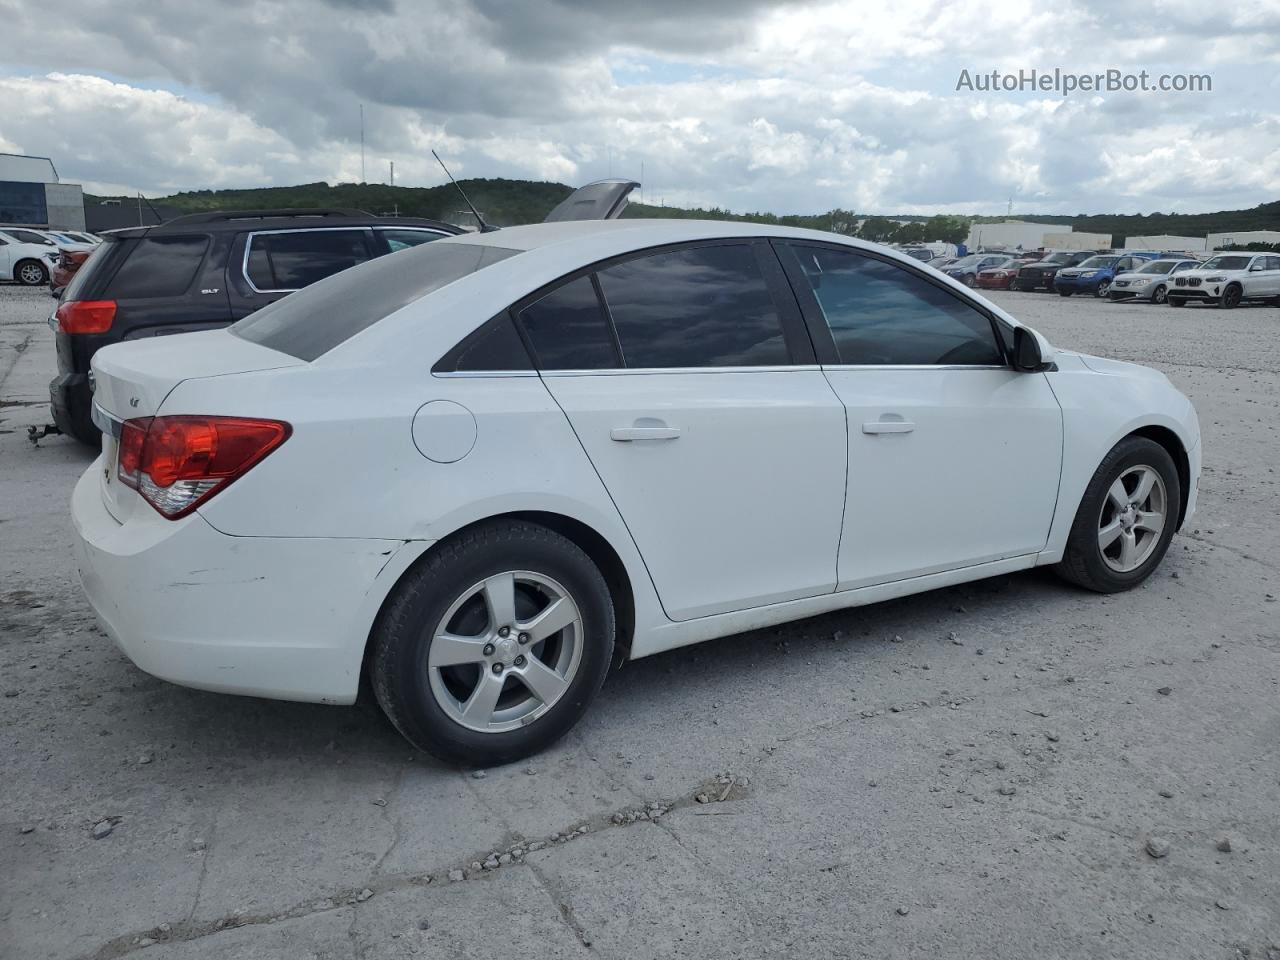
[162,208,373,225]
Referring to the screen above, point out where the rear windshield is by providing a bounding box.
[232,240,519,361]
[62,241,116,301]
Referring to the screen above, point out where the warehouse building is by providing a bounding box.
[1124,235,1207,252]
[965,220,1068,250]
[1043,230,1113,250]
[1205,230,1280,248]
[0,153,86,231]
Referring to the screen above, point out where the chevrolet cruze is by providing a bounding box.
[73,219,1201,764]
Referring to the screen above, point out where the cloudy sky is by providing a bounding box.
[1,0,1277,216]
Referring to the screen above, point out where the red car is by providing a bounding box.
[49,248,92,298]
[975,255,1040,290]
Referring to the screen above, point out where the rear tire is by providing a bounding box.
[14,260,47,286]
[1056,437,1180,593]
[370,520,615,766]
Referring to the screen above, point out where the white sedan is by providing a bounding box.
[73,220,1201,765]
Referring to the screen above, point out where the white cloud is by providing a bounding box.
[0,0,1276,215]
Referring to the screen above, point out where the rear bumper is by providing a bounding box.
[71,461,427,704]
[50,372,94,438]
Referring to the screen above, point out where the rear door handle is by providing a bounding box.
[862,420,915,435]
[610,426,681,442]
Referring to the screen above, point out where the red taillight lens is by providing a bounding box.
[56,300,117,334]
[115,415,291,519]
[117,417,151,490]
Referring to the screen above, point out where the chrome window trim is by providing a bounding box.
[537,365,823,377]
[821,363,1011,372]
[92,403,124,438]
[241,226,376,295]
[431,370,541,379]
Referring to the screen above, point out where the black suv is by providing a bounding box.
[50,209,461,444]
[1011,250,1098,292]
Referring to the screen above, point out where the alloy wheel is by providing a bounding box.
[427,571,583,733]
[1097,465,1167,573]
[1096,279,1111,297]
[17,263,44,285]
[1152,285,1167,304]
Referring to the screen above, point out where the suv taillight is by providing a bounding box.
[117,415,291,519]
[55,300,117,334]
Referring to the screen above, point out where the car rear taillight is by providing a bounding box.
[56,300,117,334]
[116,415,291,519]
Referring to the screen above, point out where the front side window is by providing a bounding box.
[245,229,371,291]
[1200,255,1251,272]
[596,244,790,368]
[1139,261,1176,274]
[789,245,1003,366]
[378,228,447,252]
[8,228,54,245]
[106,236,210,299]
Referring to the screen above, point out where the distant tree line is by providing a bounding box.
[87,181,1280,243]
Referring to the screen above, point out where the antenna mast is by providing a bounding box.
[432,150,496,232]
[360,104,366,182]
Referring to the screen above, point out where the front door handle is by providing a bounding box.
[862,420,915,435]
[610,426,681,442]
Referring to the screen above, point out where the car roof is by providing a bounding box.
[443,217,883,253]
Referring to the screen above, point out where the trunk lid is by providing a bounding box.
[91,329,303,522]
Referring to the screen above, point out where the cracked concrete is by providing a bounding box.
[1,284,1278,959]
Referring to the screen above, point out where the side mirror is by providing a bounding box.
[1012,326,1047,372]
[1250,264,1265,271]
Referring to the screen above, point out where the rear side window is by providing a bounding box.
[518,276,619,370]
[245,229,371,291]
[789,245,1003,366]
[378,228,447,252]
[106,236,210,299]
[233,240,519,361]
[596,244,790,368]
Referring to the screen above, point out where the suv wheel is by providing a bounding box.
[371,520,615,766]
[1221,284,1242,309]
[1095,279,1112,297]
[1056,436,1180,593]
[14,260,48,286]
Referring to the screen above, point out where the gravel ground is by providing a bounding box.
[1,282,1277,960]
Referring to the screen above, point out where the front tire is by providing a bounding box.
[370,520,615,766]
[1058,289,1072,297]
[1152,284,1168,304]
[1056,437,1180,593]
[1221,284,1242,309]
[14,260,48,286]
[1095,279,1111,298]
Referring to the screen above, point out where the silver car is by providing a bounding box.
[1109,258,1200,304]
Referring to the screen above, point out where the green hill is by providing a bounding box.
[87,180,1280,245]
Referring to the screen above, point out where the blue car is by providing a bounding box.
[1054,253,1162,298]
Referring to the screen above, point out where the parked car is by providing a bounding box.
[49,209,463,445]
[940,253,1019,287]
[1108,259,1200,303]
[38,229,98,251]
[72,219,1201,765]
[1167,253,1280,308]
[975,256,1040,290]
[1054,253,1161,298]
[0,227,61,286]
[1011,251,1097,291]
[49,247,95,298]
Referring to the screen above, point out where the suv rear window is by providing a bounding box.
[233,240,519,361]
[106,236,210,299]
